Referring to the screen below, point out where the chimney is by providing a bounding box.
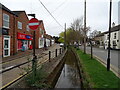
[112,22,115,27]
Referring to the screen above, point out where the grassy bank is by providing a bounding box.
[25,66,50,88]
[76,48,120,88]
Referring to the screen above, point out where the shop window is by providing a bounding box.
[40,28,44,35]
[3,13,9,28]
[18,40,22,50]
[18,21,22,29]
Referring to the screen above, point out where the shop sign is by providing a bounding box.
[17,33,32,40]
[26,35,31,39]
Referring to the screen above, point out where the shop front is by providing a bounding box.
[17,32,33,51]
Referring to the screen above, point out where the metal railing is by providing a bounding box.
[1,47,65,89]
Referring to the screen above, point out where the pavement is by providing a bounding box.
[79,46,120,77]
[1,44,61,89]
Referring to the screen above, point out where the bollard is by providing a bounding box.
[62,47,64,53]
[60,48,61,54]
[61,48,63,53]
[55,49,57,57]
[49,51,51,62]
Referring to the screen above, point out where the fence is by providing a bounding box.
[0,47,65,89]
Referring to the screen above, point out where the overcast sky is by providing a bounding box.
[1,0,119,36]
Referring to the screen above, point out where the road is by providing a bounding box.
[79,46,120,72]
[1,44,61,89]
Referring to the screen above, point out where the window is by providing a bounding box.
[26,25,29,31]
[107,35,109,40]
[3,13,9,28]
[114,33,116,39]
[40,29,44,35]
[18,21,22,29]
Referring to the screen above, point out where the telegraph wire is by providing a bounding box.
[38,0,63,28]
[51,0,67,14]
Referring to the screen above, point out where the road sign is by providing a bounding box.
[29,18,39,30]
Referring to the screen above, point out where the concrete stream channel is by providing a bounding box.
[7,48,84,89]
[54,49,82,88]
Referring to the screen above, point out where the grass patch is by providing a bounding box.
[76,48,120,88]
[25,66,50,88]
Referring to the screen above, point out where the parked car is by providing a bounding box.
[60,43,64,47]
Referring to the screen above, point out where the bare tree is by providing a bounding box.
[71,17,83,31]
[89,30,101,39]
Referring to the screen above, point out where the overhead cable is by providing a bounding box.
[38,0,63,28]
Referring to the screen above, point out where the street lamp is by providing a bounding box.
[28,14,35,18]
[107,0,112,71]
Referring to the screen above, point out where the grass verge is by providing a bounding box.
[76,48,120,88]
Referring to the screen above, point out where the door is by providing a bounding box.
[3,37,10,57]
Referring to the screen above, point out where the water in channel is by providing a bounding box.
[55,49,81,88]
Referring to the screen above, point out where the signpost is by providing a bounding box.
[29,18,39,30]
[29,18,39,76]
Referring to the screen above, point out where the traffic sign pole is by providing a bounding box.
[28,18,39,77]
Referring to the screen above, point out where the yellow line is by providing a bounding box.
[1,56,49,89]
[0,72,27,90]
[0,59,48,89]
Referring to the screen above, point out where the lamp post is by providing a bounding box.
[64,23,66,49]
[107,0,112,71]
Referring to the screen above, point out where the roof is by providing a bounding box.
[13,11,29,20]
[105,24,120,34]
[95,24,120,38]
[0,3,18,16]
[13,11,25,16]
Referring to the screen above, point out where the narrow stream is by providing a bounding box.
[55,49,81,88]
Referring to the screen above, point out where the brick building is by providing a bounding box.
[0,4,33,57]
[35,20,46,49]
[0,3,50,57]
[13,11,33,52]
[0,3,18,57]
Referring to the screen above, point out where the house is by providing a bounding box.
[92,24,120,50]
[44,34,52,47]
[35,20,46,49]
[0,3,53,57]
[13,11,33,52]
[0,3,18,57]
[104,25,120,50]
[93,32,107,48]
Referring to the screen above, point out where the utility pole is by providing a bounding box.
[84,0,86,54]
[107,0,112,71]
[64,23,66,49]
